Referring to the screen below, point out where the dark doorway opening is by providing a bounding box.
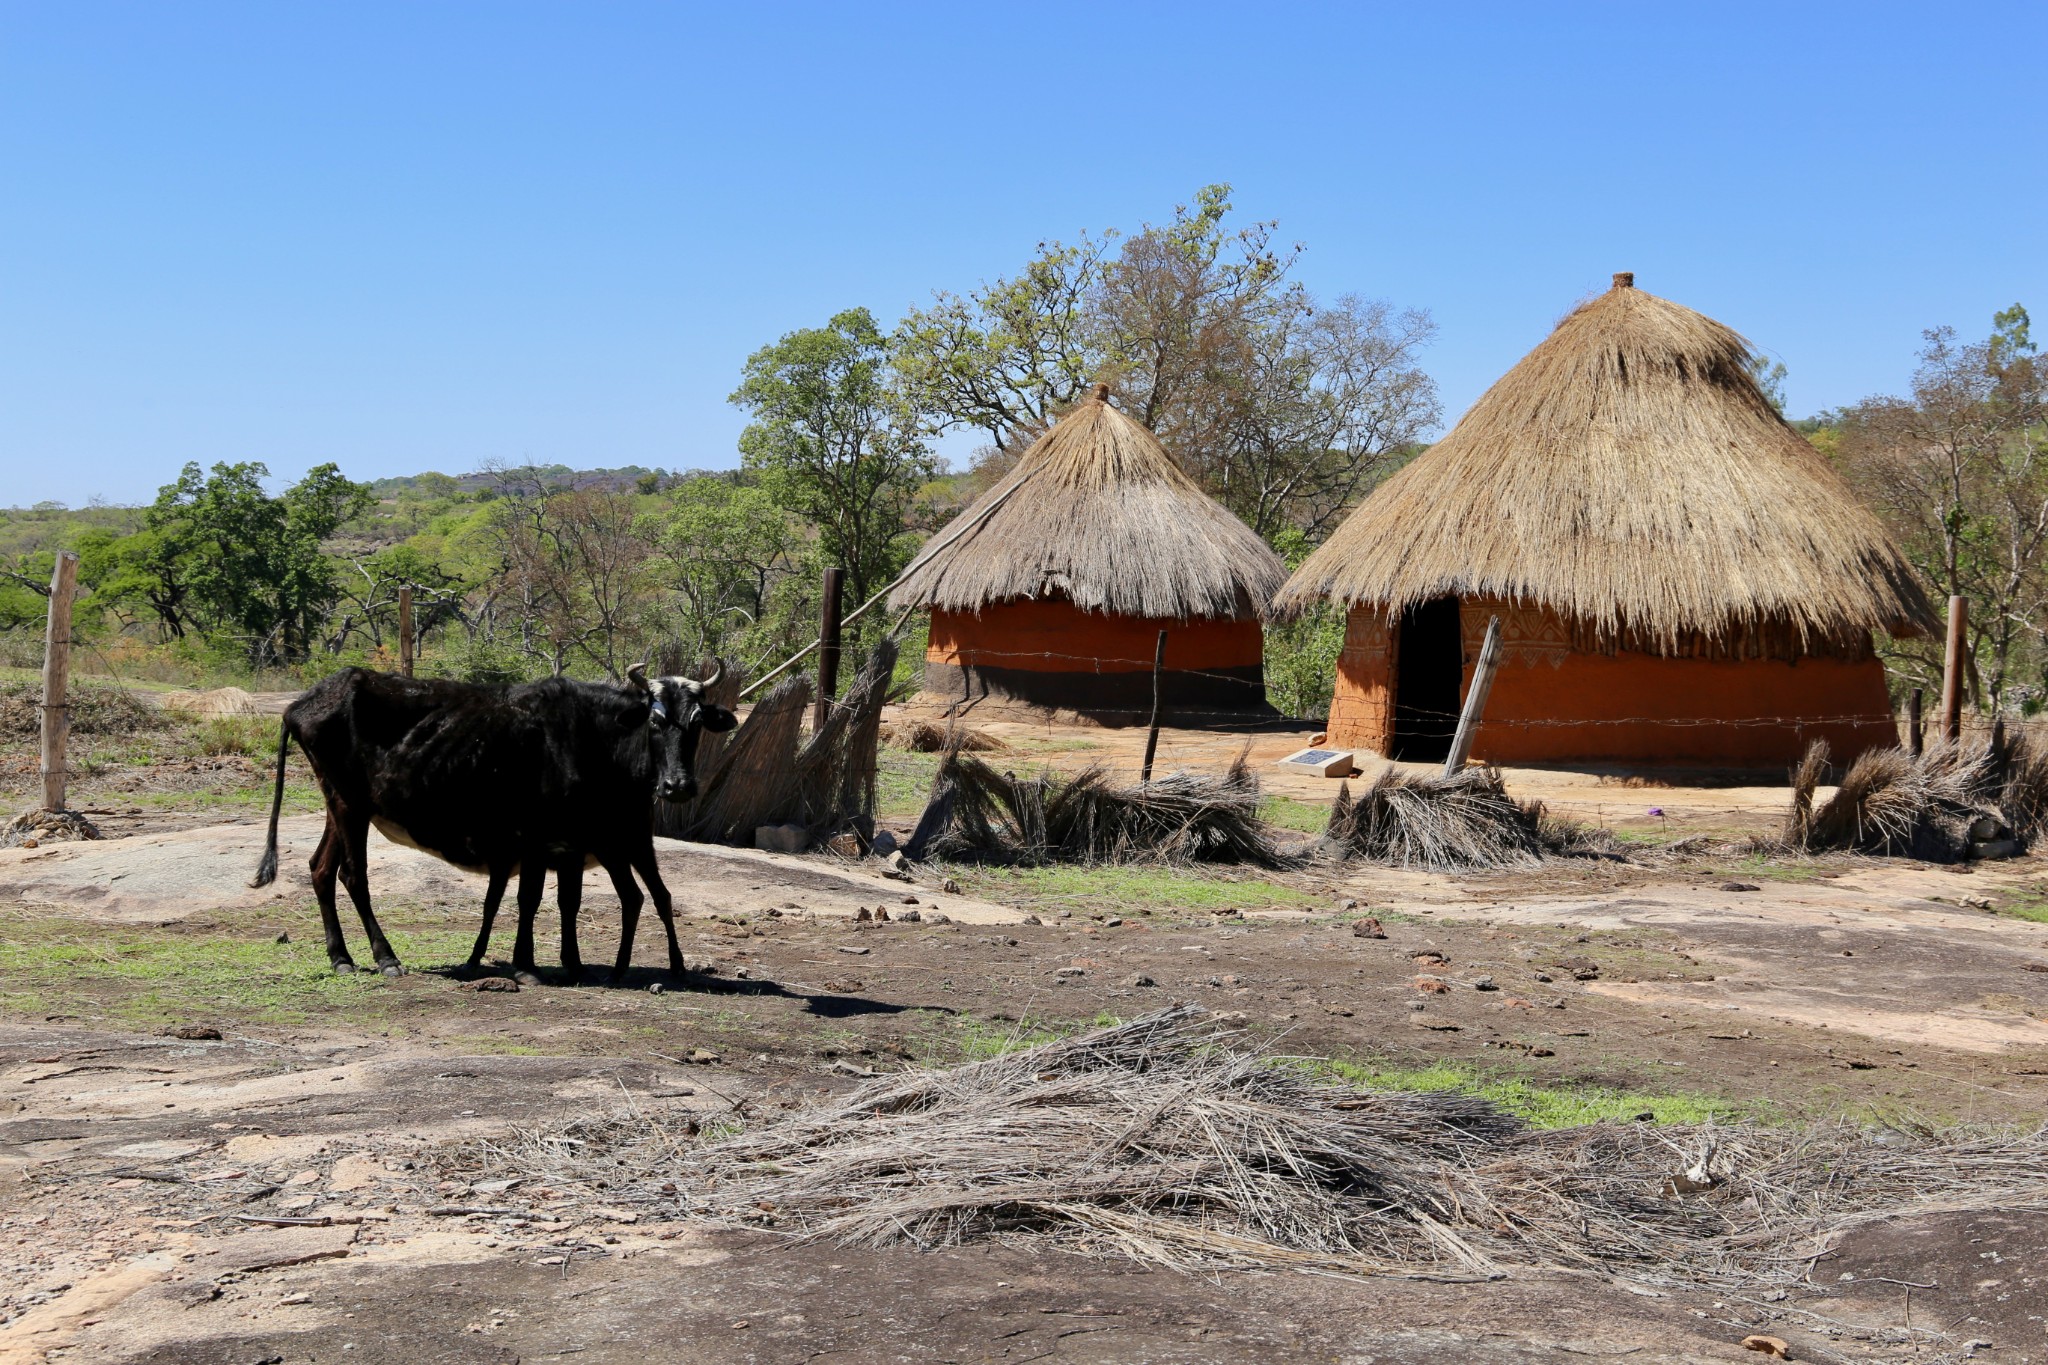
[1391,596,1464,763]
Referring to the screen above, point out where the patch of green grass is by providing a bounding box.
[0,908,480,1028]
[875,748,942,820]
[1992,887,2048,923]
[1259,794,1331,835]
[952,863,1321,915]
[1321,1057,1749,1129]
[933,1010,1124,1062]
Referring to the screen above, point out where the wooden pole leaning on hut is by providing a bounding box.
[1908,687,1923,757]
[1140,630,1168,783]
[813,567,845,734]
[1442,615,1503,778]
[40,552,79,813]
[1940,595,1967,744]
[397,585,414,677]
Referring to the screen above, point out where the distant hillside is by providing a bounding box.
[367,464,672,497]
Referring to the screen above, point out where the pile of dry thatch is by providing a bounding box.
[659,639,896,848]
[904,748,1281,867]
[454,1007,2048,1288]
[880,718,1003,753]
[1784,734,2048,860]
[1320,764,1604,870]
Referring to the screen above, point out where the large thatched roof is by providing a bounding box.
[889,385,1287,620]
[1276,274,1938,646]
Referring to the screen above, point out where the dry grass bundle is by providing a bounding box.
[1323,764,1553,870]
[795,638,896,829]
[881,718,1002,753]
[888,385,1286,621]
[454,1008,2048,1289]
[0,681,164,739]
[1276,276,1936,653]
[160,686,259,717]
[1783,738,2029,860]
[663,675,811,844]
[905,749,1281,866]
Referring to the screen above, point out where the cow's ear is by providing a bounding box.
[702,705,739,734]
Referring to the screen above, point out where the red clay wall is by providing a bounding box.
[1324,601,1899,768]
[924,601,1267,715]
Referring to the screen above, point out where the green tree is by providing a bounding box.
[731,308,940,611]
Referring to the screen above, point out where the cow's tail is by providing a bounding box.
[250,720,292,888]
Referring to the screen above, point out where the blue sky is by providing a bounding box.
[2,1,2042,507]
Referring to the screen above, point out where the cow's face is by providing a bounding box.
[628,662,738,802]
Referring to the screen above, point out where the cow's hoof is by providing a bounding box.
[379,963,405,978]
[333,962,357,976]
[514,969,544,988]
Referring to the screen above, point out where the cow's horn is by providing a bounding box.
[689,659,723,693]
[626,662,652,692]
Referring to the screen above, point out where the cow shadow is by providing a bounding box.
[430,960,949,1020]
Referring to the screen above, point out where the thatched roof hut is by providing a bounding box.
[891,384,1287,720]
[1279,274,1935,767]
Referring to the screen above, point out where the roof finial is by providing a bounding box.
[1612,271,1635,290]
[1090,381,1111,403]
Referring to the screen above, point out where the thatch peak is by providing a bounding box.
[888,390,1286,621]
[1276,278,1937,647]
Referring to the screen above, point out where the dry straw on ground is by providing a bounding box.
[880,718,1003,753]
[454,1008,2048,1291]
[0,681,163,739]
[888,385,1286,621]
[1784,734,2048,860]
[1277,275,1937,655]
[159,686,260,717]
[905,748,1280,866]
[1320,764,1606,870]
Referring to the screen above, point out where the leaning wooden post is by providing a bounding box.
[1442,615,1503,777]
[40,552,79,813]
[812,567,845,734]
[1940,595,1967,744]
[1139,629,1168,783]
[1907,687,1923,756]
[397,585,414,678]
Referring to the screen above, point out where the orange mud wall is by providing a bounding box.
[924,599,1268,717]
[1325,600,1898,767]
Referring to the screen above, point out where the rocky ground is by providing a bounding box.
[2,716,2046,1363]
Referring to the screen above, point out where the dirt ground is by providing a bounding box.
[3,711,2047,1363]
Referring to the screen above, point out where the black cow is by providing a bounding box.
[251,663,735,983]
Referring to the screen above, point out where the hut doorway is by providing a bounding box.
[1391,596,1463,762]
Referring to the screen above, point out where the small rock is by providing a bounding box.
[648,981,664,995]
[1326,1004,1354,1017]
[837,945,871,955]
[1472,976,1498,992]
[275,932,291,944]
[1351,917,1386,939]
[1020,914,1042,926]
[897,908,921,922]
[1126,974,1156,988]
[855,906,873,922]
[1104,917,1124,928]
[688,1048,721,1064]
[166,1025,223,1041]
[1338,897,1359,911]
[1055,966,1086,978]
[1739,1335,1791,1360]
[940,877,961,894]
[874,905,891,923]
[1408,1000,1427,1011]
[1410,950,1447,967]
[924,912,951,924]
[279,1292,311,1305]
[821,978,864,992]
[473,977,519,992]
[884,850,910,872]
[754,823,809,854]
[1719,881,1760,893]
[870,830,899,857]
[1533,972,1554,983]
[1412,976,1450,995]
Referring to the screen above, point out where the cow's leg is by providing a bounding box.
[557,858,586,981]
[630,844,687,977]
[511,861,545,986]
[600,855,644,986]
[308,815,356,974]
[467,862,512,970]
[336,813,403,976]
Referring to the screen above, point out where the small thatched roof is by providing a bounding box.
[1276,274,1938,645]
[889,385,1287,620]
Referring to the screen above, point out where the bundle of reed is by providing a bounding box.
[1782,737,2043,859]
[454,1007,2048,1292]
[905,749,1279,866]
[665,675,811,844]
[795,638,897,830]
[1322,764,1551,870]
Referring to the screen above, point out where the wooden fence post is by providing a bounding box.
[1908,687,1923,757]
[40,552,79,813]
[1443,616,1503,777]
[397,585,414,678]
[1140,630,1168,783]
[1940,595,1967,744]
[812,567,845,733]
